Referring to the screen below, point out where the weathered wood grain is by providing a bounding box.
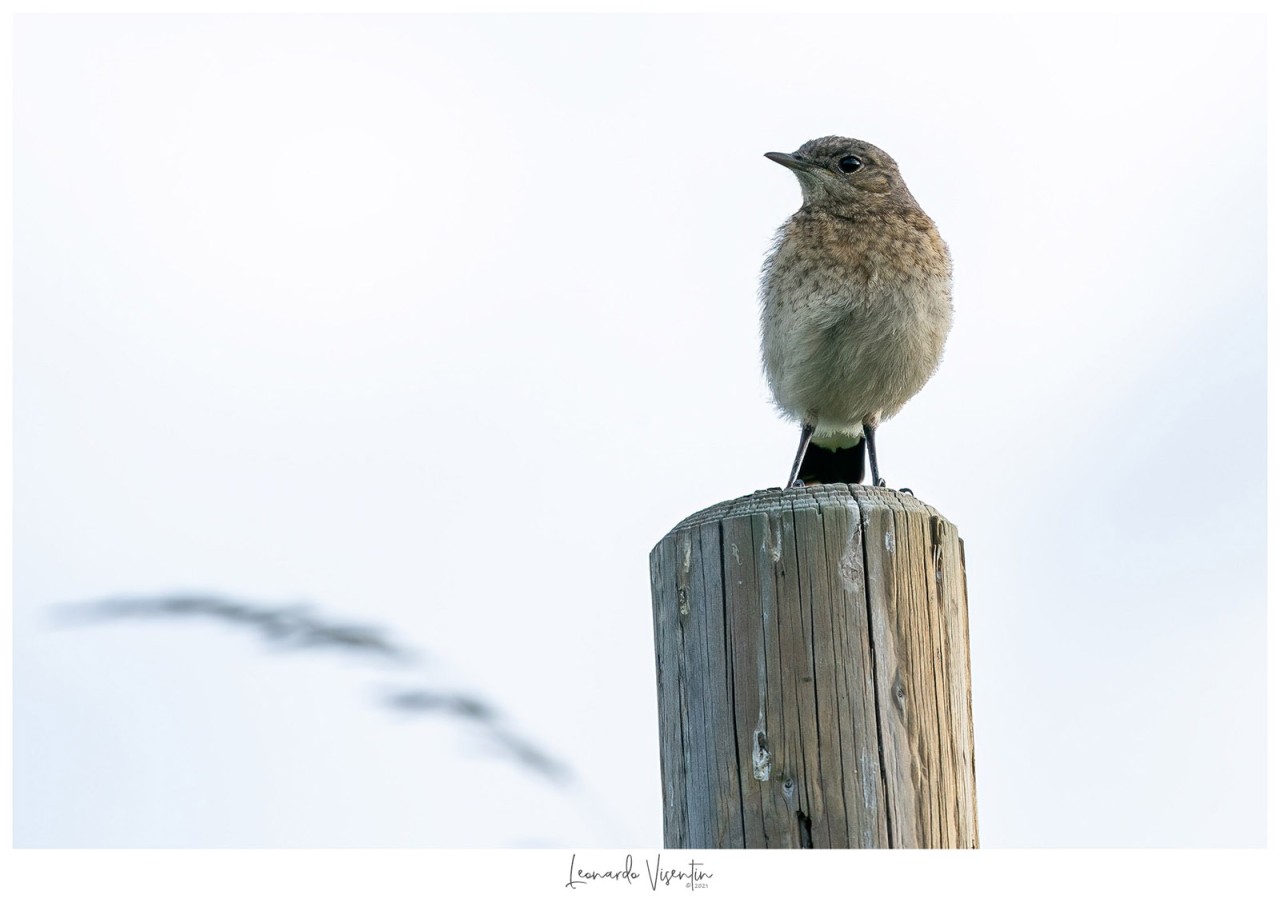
[649,484,977,849]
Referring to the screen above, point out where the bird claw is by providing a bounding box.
[897,486,914,496]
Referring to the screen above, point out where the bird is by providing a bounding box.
[759,136,952,489]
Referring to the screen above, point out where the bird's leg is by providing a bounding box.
[786,422,815,488]
[865,424,886,488]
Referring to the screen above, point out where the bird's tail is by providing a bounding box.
[796,438,866,485]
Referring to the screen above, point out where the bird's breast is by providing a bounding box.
[760,212,952,425]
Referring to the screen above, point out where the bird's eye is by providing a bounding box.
[837,155,863,173]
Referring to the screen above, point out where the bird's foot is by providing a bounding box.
[897,486,914,496]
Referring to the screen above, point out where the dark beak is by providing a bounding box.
[765,151,823,173]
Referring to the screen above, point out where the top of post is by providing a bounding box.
[657,484,952,547]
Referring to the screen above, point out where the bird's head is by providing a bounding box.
[765,136,912,211]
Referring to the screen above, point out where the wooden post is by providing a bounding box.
[649,484,977,848]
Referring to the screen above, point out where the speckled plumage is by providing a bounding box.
[761,137,952,464]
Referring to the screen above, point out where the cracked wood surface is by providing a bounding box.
[649,485,978,849]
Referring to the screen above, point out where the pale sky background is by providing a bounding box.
[13,14,1266,849]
